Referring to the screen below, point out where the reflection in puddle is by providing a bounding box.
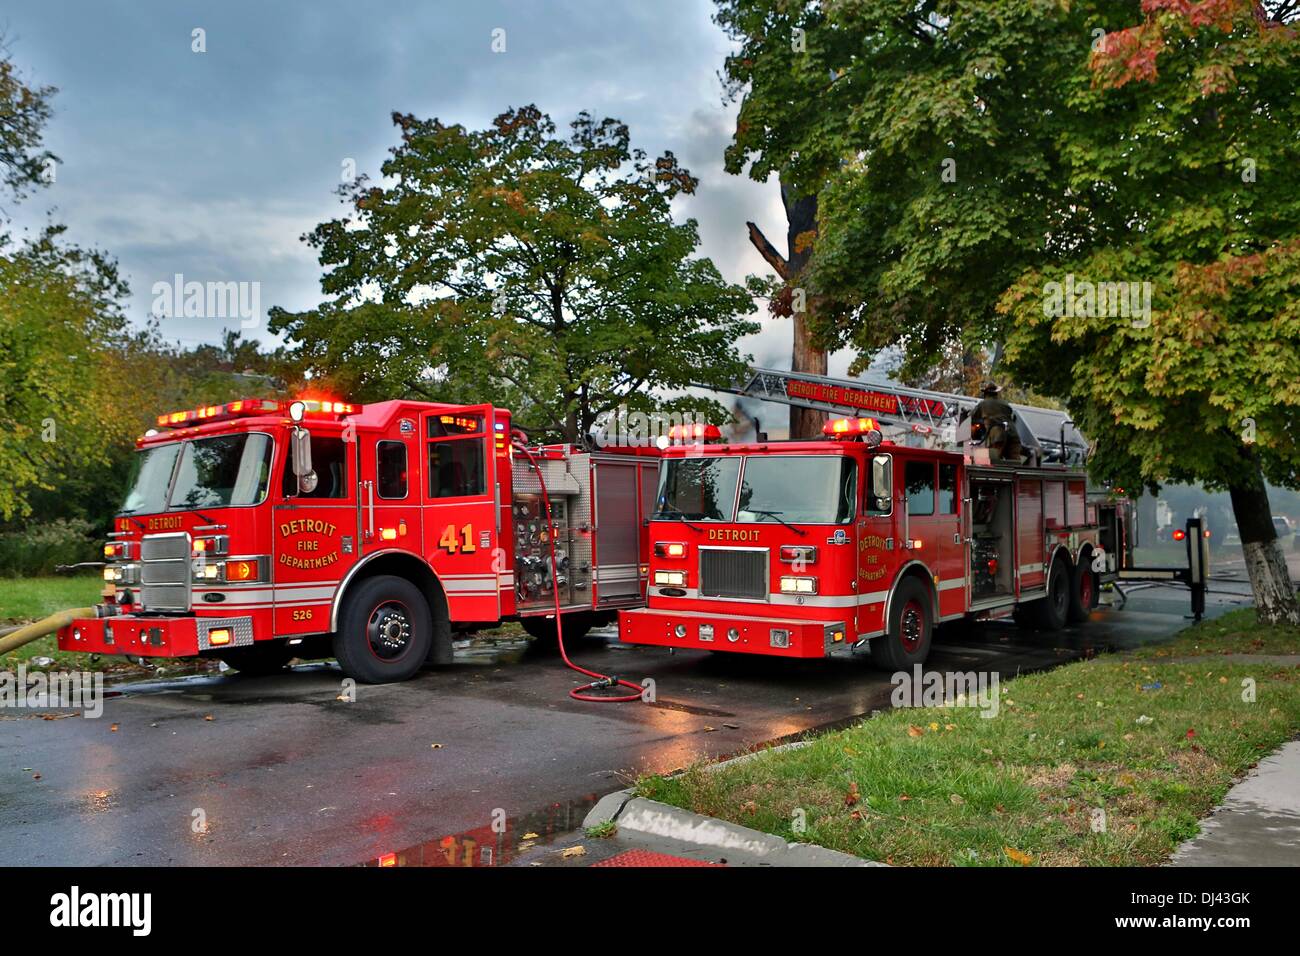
[363,794,602,867]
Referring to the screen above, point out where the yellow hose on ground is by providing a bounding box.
[0,608,96,657]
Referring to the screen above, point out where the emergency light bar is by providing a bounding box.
[155,398,358,429]
[667,423,722,443]
[823,416,883,445]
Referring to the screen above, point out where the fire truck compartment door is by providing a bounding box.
[272,428,361,637]
[421,405,500,621]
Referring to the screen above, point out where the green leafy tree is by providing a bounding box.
[715,0,865,436]
[1000,0,1300,622]
[271,106,758,442]
[0,36,57,201]
[0,226,134,522]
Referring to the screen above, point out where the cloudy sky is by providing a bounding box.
[5,0,871,399]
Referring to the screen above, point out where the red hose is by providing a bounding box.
[512,438,645,703]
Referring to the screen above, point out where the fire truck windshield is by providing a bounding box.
[119,433,274,514]
[654,457,741,521]
[737,455,856,525]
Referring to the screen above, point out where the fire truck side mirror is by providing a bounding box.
[291,426,319,495]
[870,455,892,511]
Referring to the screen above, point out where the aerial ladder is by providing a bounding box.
[712,366,1090,465]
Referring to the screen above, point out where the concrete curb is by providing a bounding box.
[582,795,881,866]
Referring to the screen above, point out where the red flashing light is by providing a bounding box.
[823,417,882,443]
[154,397,358,430]
[668,422,722,443]
[1172,529,1187,541]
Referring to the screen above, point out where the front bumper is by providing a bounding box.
[618,607,849,658]
[57,613,254,658]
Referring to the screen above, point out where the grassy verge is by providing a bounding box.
[0,574,103,623]
[637,608,1300,866]
[0,575,147,672]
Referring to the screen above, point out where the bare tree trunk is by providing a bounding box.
[746,178,828,439]
[1228,458,1299,625]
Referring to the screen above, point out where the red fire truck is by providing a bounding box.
[60,397,659,683]
[619,414,1125,669]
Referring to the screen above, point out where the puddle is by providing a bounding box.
[362,793,604,867]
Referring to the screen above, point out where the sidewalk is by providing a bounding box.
[1169,739,1300,867]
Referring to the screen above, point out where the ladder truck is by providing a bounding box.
[619,369,1132,668]
[62,397,660,683]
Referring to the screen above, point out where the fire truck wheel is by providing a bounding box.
[215,641,296,675]
[1067,559,1098,624]
[871,578,933,671]
[334,575,433,684]
[1033,558,1070,631]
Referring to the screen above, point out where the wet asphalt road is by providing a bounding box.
[0,579,1255,867]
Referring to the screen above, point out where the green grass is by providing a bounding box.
[0,574,132,671]
[1125,606,1300,659]
[637,609,1300,866]
[0,574,103,623]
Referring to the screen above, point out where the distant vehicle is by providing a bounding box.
[1273,516,1294,539]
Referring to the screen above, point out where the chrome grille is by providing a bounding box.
[140,532,191,611]
[699,547,768,600]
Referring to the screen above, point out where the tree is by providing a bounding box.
[271,106,757,443]
[725,0,1300,620]
[0,226,134,521]
[999,0,1300,622]
[715,0,856,437]
[0,36,57,203]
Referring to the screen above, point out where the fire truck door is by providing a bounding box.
[358,422,423,560]
[272,429,361,637]
[935,461,967,617]
[421,406,500,622]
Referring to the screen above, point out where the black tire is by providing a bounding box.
[870,577,933,671]
[216,641,296,675]
[1024,557,1069,631]
[333,575,432,684]
[521,612,597,648]
[1067,556,1097,624]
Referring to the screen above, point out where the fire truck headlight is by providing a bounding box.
[653,569,686,587]
[780,575,818,594]
[674,624,687,638]
[654,542,686,559]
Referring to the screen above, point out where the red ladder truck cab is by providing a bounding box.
[63,397,660,683]
[618,416,1114,669]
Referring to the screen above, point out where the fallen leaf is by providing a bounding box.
[1185,728,1196,740]
[929,722,940,732]
[1003,846,1033,866]
[523,832,539,840]
[740,800,758,815]
[110,724,119,732]
[899,793,912,802]
[561,846,586,859]
[949,793,965,805]
[204,715,214,721]
[907,725,924,737]
[844,782,860,807]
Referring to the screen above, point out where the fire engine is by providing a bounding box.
[60,398,659,683]
[619,380,1129,669]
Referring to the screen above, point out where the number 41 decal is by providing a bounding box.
[439,523,477,554]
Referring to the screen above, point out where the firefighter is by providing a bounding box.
[970,382,1023,463]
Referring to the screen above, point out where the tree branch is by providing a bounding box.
[747,221,790,280]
